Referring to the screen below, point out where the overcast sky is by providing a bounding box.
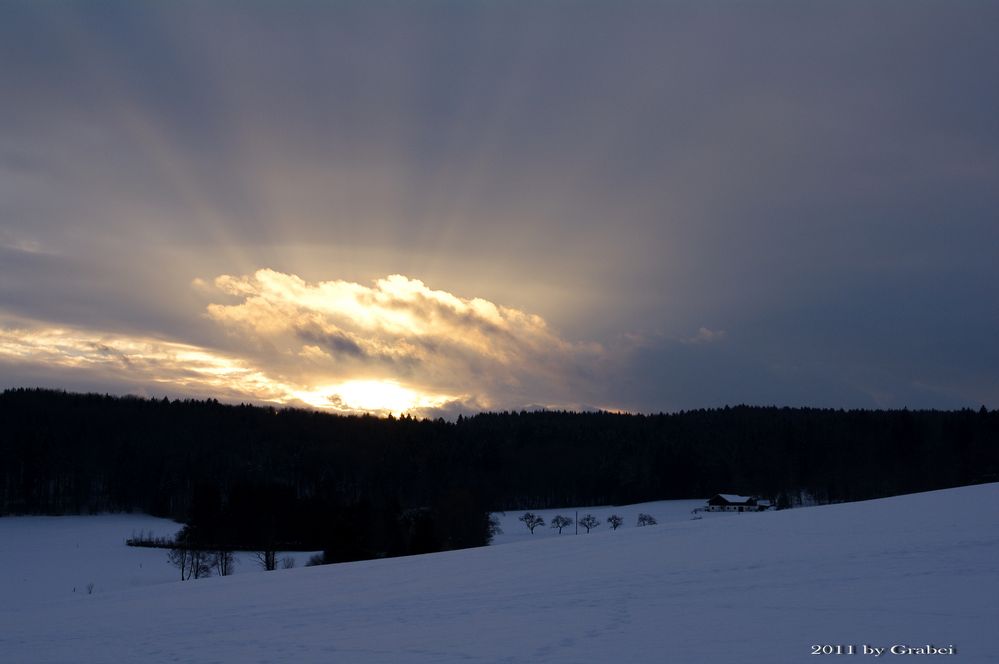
[1,1,997,416]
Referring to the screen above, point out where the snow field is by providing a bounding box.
[0,513,319,609]
[1,484,997,663]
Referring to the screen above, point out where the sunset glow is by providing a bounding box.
[0,322,292,403]
[0,321,463,416]
[0,267,595,417]
[292,380,456,417]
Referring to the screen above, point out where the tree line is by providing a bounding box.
[1,388,996,562]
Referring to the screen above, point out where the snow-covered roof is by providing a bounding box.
[715,494,753,504]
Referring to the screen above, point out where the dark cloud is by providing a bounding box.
[295,328,367,359]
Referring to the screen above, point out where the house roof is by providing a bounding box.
[714,494,753,504]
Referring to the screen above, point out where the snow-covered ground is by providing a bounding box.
[0,513,318,609]
[0,499,725,608]
[2,484,997,663]
[0,500,711,608]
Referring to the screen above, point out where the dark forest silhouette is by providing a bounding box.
[2,388,995,562]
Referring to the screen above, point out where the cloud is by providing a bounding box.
[0,271,609,417]
[0,230,52,256]
[204,269,606,413]
[0,319,290,404]
[682,327,727,345]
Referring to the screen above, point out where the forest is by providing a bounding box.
[2,388,996,562]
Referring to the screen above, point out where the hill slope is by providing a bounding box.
[3,484,997,663]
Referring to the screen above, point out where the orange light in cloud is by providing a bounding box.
[0,322,456,416]
[1,269,604,416]
[0,323,292,400]
[292,379,456,417]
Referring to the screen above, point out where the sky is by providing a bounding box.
[1,1,997,417]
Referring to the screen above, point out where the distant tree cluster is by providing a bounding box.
[2,389,997,566]
[166,530,225,580]
[0,389,495,560]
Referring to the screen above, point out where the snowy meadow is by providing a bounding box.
[2,484,997,663]
[0,514,319,609]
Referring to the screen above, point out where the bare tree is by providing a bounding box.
[254,550,278,571]
[607,514,624,530]
[519,512,545,534]
[168,546,212,580]
[550,514,572,534]
[578,514,600,533]
[636,513,657,527]
[189,549,213,579]
[167,547,192,580]
[212,550,236,576]
[281,556,296,569]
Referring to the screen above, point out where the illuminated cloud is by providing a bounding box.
[0,320,290,403]
[204,269,606,413]
[0,271,608,416]
[0,318,468,416]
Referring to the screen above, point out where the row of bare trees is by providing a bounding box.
[167,548,225,580]
[518,511,657,534]
[166,547,301,580]
[158,528,301,580]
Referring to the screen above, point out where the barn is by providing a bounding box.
[705,494,774,512]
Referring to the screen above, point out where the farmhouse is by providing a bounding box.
[705,494,774,512]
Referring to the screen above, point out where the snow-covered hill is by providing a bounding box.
[2,484,997,663]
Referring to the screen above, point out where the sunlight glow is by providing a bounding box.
[291,380,455,417]
[1,269,600,417]
[0,323,293,400]
[0,321,460,417]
